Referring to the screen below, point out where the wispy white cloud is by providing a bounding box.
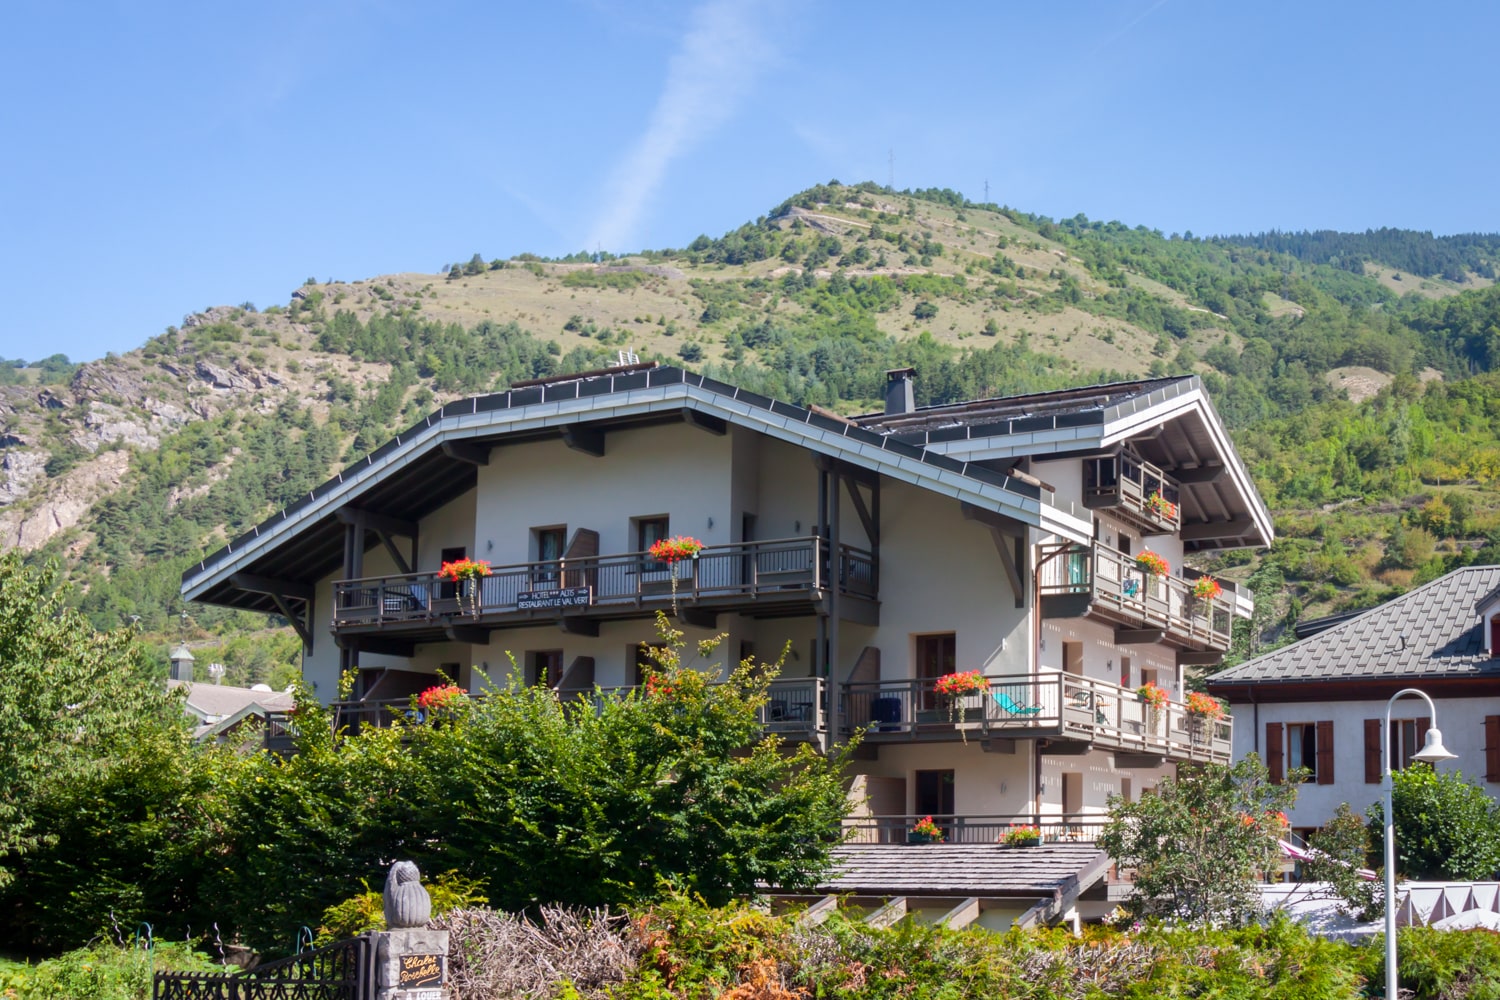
[586,0,776,252]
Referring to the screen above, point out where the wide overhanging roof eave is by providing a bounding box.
[182,370,1077,603]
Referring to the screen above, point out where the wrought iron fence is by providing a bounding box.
[154,934,373,1000]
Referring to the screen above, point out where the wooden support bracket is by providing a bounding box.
[562,426,606,457]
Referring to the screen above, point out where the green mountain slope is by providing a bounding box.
[4,182,1500,677]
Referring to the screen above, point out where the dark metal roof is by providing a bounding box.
[820,843,1109,897]
[181,365,1054,613]
[1209,566,1500,689]
[852,376,1188,435]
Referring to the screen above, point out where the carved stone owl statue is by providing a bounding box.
[382,860,432,929]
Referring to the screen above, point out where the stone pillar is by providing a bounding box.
[373,928,450,1000]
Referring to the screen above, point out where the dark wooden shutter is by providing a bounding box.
[1415,716,1431,753]
[1486,716,1500,783]
[1266,722,1284,784]
[1364,719,1382,784]
[1316,720,1335,785]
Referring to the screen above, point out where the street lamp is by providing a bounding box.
[1382,687,1458,999]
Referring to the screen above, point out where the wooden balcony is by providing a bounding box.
[844,813,1107,845]
[840,672,1231,764]
[332,536,876,639]
[263,676,827,753]
[1083,453,1181,535]
[1037,542,1239,651]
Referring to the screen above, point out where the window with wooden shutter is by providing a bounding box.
[1266,722,1284,784]
[1364,719,1382,784]
[1316,720,1335,785]
[1486,716,1500,783]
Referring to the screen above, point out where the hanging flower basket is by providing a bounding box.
[934,670,986,738]
[648,536,704,564]
[438,558,491,615]
[1001,825,1041,847]
[416,683,466,720]
[1137,682,1169,709]
[1185,691,1225,721]
[1145,492,1178,521]
[910,815,944,844]
[1191,576,1223,601]
[933,670,987,697]
[1135,550,1169,577]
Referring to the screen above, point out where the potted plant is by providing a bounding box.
[1145,492,1178,521]
[1137,681,1168,735]
[1191,575,1223,602]
[415,683,466,723]
[1000,824,1041,847]
[647,535,704,612]
[1134,550,1169,577]
[438,558,491,616]
[933,669,987,737]
[1185,690,1225,744]
[909,815,945,844]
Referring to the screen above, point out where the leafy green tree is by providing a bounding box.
[1368,764,1500,880]
[1098,754,1300,925]
[1302,802,1383,919]
[212,615,852,949]
[0,555,180,889]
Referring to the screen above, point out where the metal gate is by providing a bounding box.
[154,934,374,1000]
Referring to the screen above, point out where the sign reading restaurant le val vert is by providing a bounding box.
[516,586,592,611]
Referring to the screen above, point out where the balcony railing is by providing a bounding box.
[1084,453,1181,533]
[840,671,1231,763]
[263,677,828,752]
[843,813,1107,845]
[1038,542,1238,650]
[332,536,875,629]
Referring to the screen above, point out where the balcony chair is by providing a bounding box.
[993,690,1043,716]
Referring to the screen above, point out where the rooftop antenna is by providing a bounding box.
[208,662,226,685]
[617,349,639,366]
[984,179,989,204]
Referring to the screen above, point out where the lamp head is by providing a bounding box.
[1413,726,1459,765]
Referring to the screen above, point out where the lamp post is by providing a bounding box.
[1382,688,1458,999]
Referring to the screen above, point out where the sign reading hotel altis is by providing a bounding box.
[516,586,592,611]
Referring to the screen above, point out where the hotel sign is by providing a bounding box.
[517,586,592,610]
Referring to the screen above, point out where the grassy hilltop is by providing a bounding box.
[5,181,1500,677]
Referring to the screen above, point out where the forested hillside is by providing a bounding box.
[4,181,1500,677]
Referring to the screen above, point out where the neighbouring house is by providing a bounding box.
[180,362,1270,923]
[1207,565,1500,839]
[166,642,296,743]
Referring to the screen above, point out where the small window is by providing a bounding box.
[1390,719,1423,771]
[1287,723,1318,781]
[629,643,667,687]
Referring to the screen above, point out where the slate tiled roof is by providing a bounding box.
[1209,566,1500,687]
[819,843,1108,897]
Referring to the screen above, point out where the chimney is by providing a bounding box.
[168,643,195,683]
[884,367,916,415]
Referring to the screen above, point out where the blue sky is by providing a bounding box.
[3,1,1498,362]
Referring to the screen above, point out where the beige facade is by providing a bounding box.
[185,367,1268,849]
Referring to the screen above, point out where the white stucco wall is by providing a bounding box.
[1229,695,1500,829]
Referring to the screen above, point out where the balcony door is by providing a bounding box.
[914,769,955,825]
[533,526,566,589]
[916,633,956,710]
[439,546,466,601]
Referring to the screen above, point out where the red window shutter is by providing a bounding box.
[1316,720,1335,785]
[1266,722,1284,784]
[1416,716,1431,753]
[1364,719,1382,784]
[1486,716,1500,783]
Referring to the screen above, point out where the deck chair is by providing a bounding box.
[994,690,1043,716]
